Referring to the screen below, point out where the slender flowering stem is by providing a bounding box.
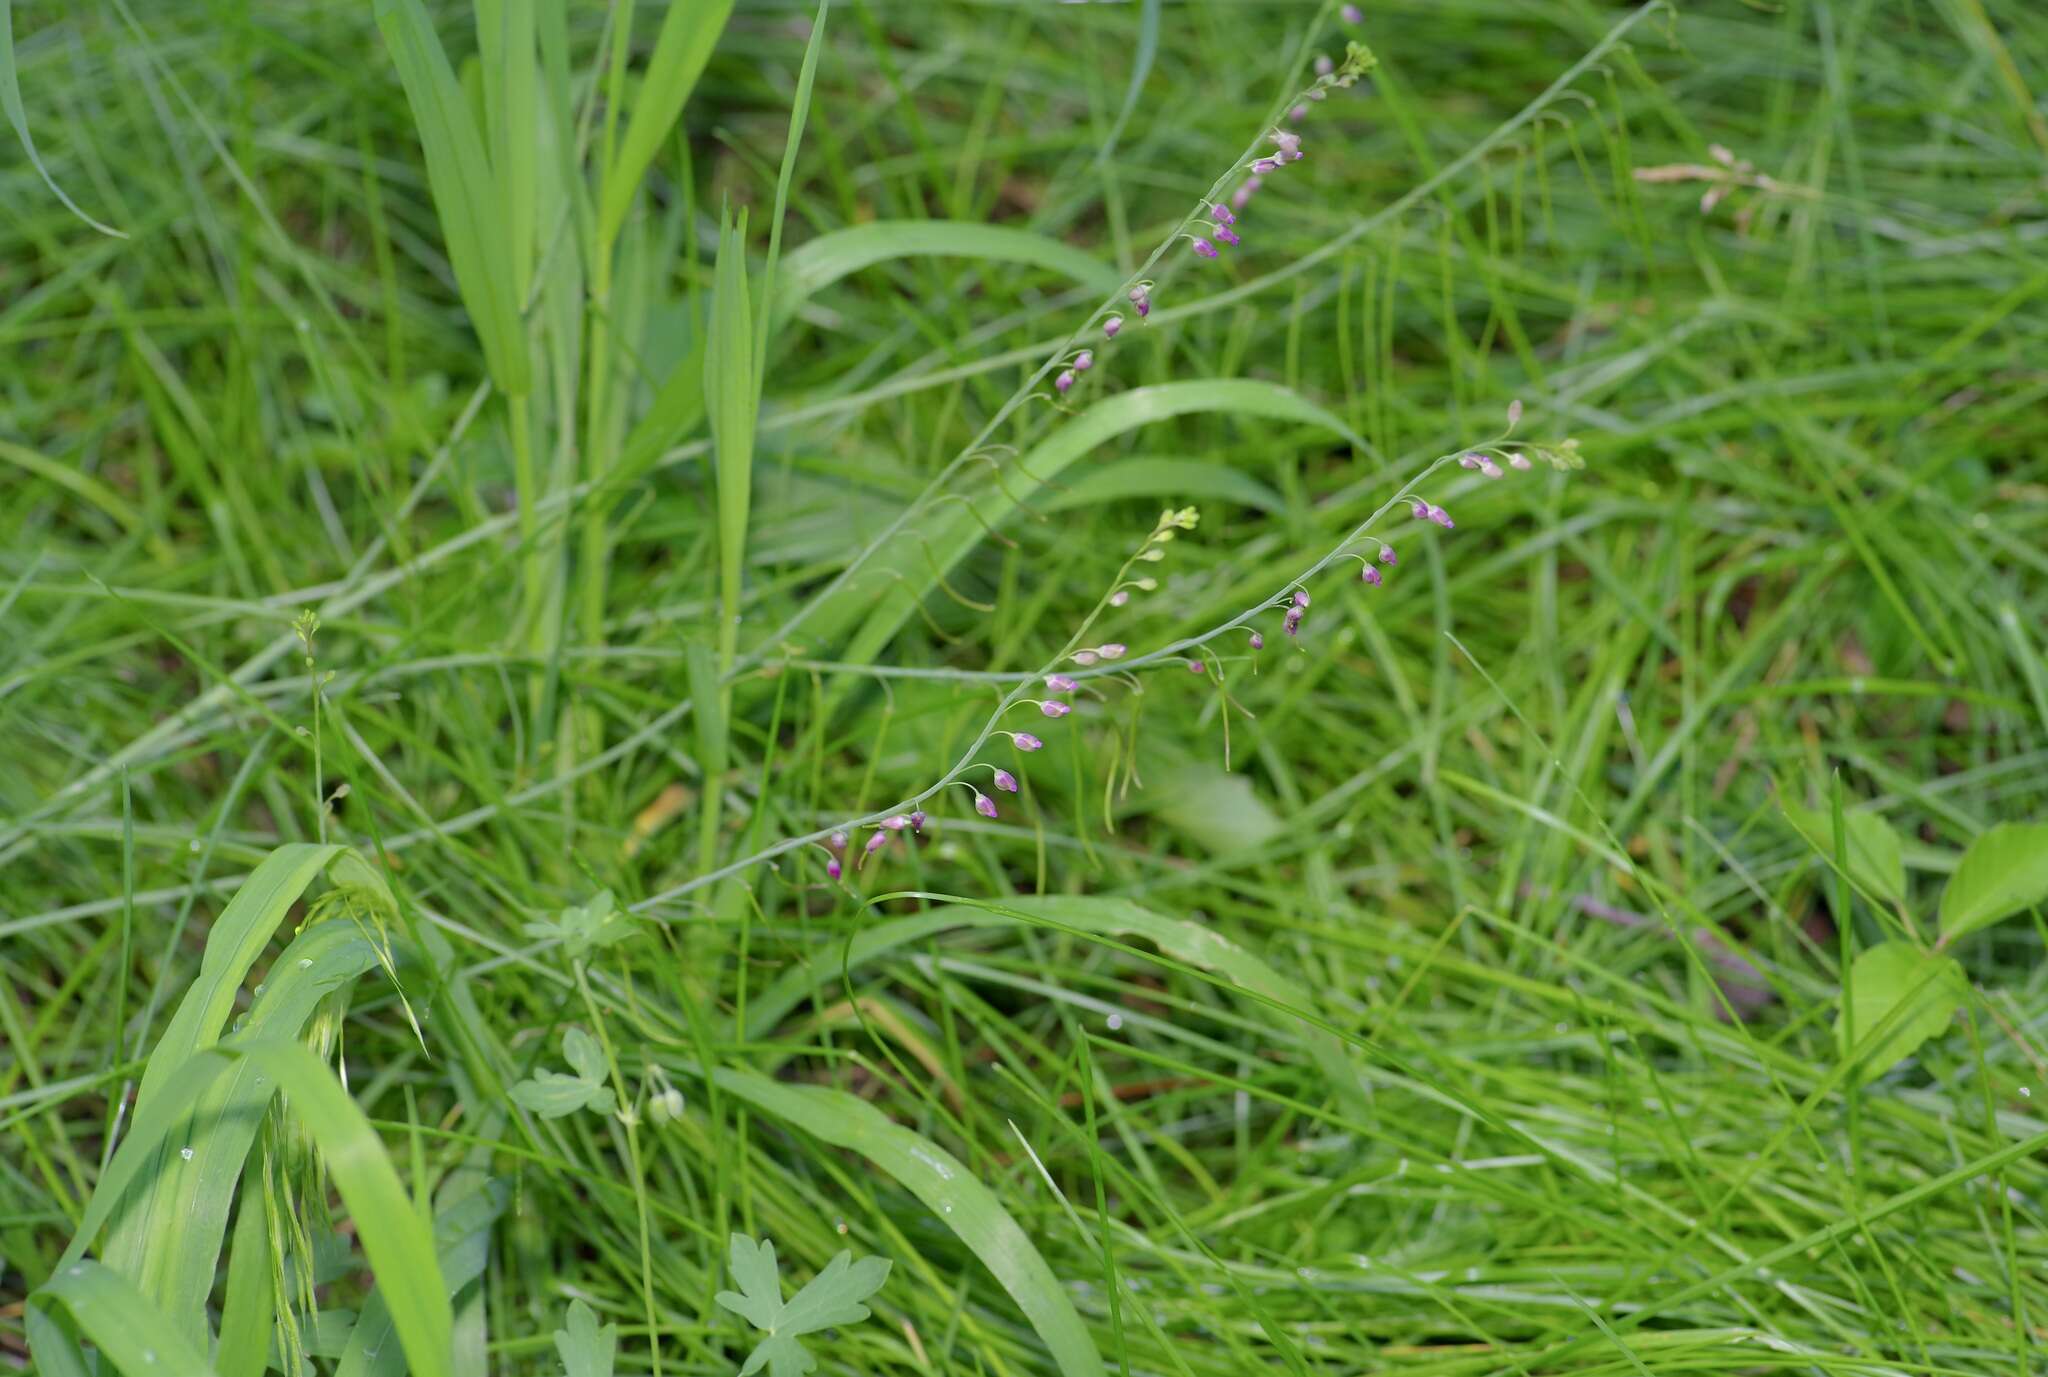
[617,8,1670,923]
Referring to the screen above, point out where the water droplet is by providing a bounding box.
[2022,1086,2033,1098]
[142,1351,156,1365]
[179,1147,194,1161]
[835,1219,848,1235]
[940,1201,953,1215]
[299,958,313,969]
[67,1265,85,1277]
[1106,1013,1123,1031]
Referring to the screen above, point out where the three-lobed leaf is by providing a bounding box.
[522,890,637,962]
[553,1299,617,1377]
[1837,939,1966,1084]
[715,1233,891,1377]
[1939,822,2048,943]
[509,1028,615,1119]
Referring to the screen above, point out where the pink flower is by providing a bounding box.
[1056,369,1075,394]
[1361,565,1382,587]
[1341,4,1363,24]
[1074,350,1094,372]
[1103,315,1123,339]
[1012,732,1044,751]
[1191,238,1220,259]
[826,856,842,879]
[974,791,998,819]
[1040,700,1072,718]
[1097,643,1126,659]
[993,769,1018,793]
[1379,546,1397,565]
[1046,673,1078,692]
[1249,630,1265,650]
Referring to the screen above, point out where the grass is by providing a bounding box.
[4,0,2048,1372]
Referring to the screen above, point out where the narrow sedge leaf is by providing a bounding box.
[1781,799,1906,907]
[599,0,736,251]
[0,0,124,236]
[375,0,529,395]
[1939,822,2048,942]
[1838,940,1966,1084]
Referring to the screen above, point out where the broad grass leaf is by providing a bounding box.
[28,1261,213,1377]
[1939,822,2048,943]
[337,1177,509,1377]
[41,1039,451,1377]
[771,221,1123,328]
[375,0,529,395]
[600,0,735,251]
[706,209,757,667]
[1838,940,1965,1084]
[101,843,348,1327]
[1781,799,1906,906]
[814,381,1359,666]
[707,1070,1101,1377]
[741,894,1368,1122]
[1040,457,1283,514]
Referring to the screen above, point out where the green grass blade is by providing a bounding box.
[1039,456,1284,514]
[100,843,344,1296]
[1096,0,1159,163]
[0,0,123,237]
[772,221,1123,329]
[215,1188,272,1377]
[598,0,735,252]
[475,0,537,297]
[232,1040,454,1377]
[29,1261,217,1376]
[707,1067,1103,1377]
[814,380,1358,665]
[743,894,1366,1118]
[754,0,828,384]
[104,918,395,1340]
[374,0,528,395]
[336,1176,508,1377]
[706,206,756,674]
